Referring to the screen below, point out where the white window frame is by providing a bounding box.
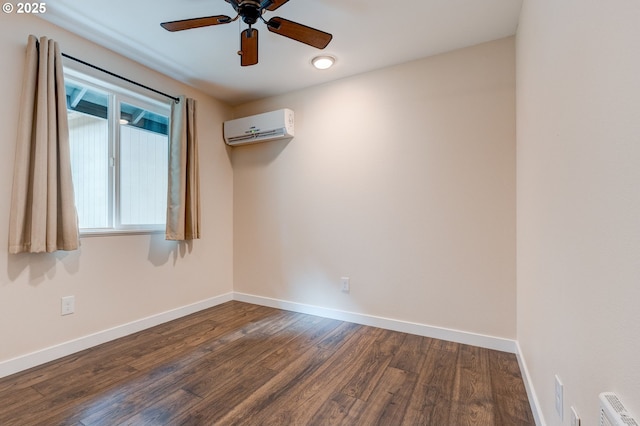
[64,67,172,236]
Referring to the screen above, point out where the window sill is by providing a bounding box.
[80,228,165,237]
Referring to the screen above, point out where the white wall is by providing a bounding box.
[232,38,516,340]
[517,1,640,424]
[0,13,234,368]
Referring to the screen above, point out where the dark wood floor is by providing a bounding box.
[0,301,534,425]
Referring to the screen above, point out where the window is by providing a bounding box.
[64,69,171,234]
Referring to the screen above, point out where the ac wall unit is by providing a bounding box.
[600,392,638,426]
[224,108,294,146]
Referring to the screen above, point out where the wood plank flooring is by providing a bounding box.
[0,301,535,425]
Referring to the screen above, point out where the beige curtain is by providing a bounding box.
[8,35,79,254]
[166,96,200,240]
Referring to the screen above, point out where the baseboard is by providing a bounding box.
[0,292,234,379]
[233,292,517,353]
[1,291,522,386]
[516,341,546,426]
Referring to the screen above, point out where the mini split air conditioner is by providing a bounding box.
[224,108,294,146]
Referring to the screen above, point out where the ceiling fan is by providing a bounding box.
[160,0,333,66]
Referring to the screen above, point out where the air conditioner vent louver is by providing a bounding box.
[600,392,638,426]
[226,128,287,144]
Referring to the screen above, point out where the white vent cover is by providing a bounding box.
[600,392,638,426]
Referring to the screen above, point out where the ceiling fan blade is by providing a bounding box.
[240,28,259,66]
[267,17,332,49]
[263,0,290,11]
[160,15,232,32]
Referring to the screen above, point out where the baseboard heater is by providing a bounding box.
[600,392,638,426]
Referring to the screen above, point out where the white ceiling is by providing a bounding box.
[41,0,523,106]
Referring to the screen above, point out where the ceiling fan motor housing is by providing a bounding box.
[239,0,262,25]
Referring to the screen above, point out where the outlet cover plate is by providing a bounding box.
[555,375,563,420]
[570,406,580,426]
[61,296,75,316]
[341,277,350,293]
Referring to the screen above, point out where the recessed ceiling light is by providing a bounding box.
[312,55,335,70]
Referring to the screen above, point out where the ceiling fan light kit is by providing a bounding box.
[161,0,333,67]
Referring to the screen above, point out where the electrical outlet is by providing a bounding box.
[61,296,75,316]
[341,277,350,293]
[555,375,564,420]
[570,406,581,426]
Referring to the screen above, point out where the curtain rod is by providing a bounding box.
[61,52,180,103]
